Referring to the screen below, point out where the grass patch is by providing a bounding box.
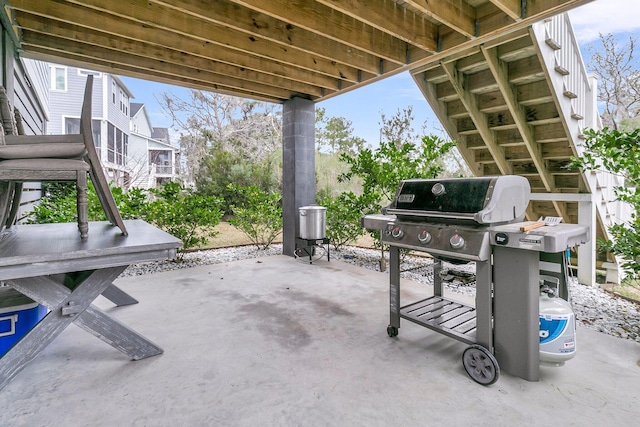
[196,221,376,250]
[609,277,640,302]
[196,222,280,249]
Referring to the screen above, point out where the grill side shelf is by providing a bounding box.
[399,296,477,345]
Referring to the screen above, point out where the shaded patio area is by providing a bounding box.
[1,255,638,426]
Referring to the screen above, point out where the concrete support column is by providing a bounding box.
[282,97,315,256]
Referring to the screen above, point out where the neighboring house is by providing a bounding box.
[129,103,180,188]
[47,64,133,188]
[47,64,179,189]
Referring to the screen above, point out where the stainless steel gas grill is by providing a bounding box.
[363,175,589,385]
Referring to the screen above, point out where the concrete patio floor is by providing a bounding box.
[1,254,639,426]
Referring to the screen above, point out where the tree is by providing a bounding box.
[318,190,379,249]
[379,106,418,148]
[315,107,367,155]
[572,128,640,278]
[159,90,282,183]
[339,135,457,203]
[378,107,470,178]
[195,140,279,214]
[588,34,640,130]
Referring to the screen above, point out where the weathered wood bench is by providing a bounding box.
[0,219,182,390]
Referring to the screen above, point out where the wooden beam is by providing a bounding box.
[487,0,522,20]
[23,49,285,103]
[315,0,438,51]
[413,0,592,72]
[508,57,545,83]
[482,45,568,220]
[12,0,380,78]
[441,61,512,175]
[22,33,305,102]
[145,0,386,74]
[524,0,595,18]
[219,0,410,64]
[516,80,554,105]
[15,11,344,94]
[403,0,476,39]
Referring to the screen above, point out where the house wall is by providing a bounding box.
[129,105,179,189]
[105,75,130,134]
[47,66,134,187]
[48,66,104,134]
[131,106,153,137]
[128,133,150,188]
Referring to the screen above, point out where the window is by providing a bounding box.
[92,120,101,150]
[65,117,80,134]
[65,118,101,151]
[108,123,115,163]
[116,129,123,165]
[119,89,129,115]
[107,123,128,166]
[123,133,128,165]
[51,66,67,91]
[112,81,116,104]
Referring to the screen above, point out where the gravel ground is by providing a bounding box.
[122,244,640,344]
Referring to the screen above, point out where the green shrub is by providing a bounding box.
[227,184,282,249]
[318,191,379,249]
[146,182,223,258]
[334,135,457,247]
[573,128,640,278]
[29,181,223,259]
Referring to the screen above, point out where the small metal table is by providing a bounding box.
[0,220,182,390]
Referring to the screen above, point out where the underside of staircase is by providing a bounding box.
[411,14,619,277]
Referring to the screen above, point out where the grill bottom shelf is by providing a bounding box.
[400,296,477,345]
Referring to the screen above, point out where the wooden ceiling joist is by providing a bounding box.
[3,0,592,103]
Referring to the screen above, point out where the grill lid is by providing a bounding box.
[385,175,530,225]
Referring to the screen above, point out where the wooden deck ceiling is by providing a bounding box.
[3,0,592,103]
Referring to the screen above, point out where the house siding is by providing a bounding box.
[1,24,49,223]
[47,66,133,187]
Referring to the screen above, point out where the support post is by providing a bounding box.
[282,97,316,256]
[578,194,596,286]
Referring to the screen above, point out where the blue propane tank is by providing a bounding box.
[539,276,576,366]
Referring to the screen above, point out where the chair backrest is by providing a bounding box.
[78,75,128,235]
[80,75,97,158]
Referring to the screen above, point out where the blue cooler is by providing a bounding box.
[0,287,48,357]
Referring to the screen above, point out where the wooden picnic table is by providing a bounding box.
[0,220,182,390]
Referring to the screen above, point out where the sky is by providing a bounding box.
[120,0,640,146]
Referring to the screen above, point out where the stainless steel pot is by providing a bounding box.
[298,206,326,239]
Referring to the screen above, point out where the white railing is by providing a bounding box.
[532,13,630,284]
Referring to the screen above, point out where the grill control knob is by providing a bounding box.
[391,226,404,239]
[450,233,465,249]
[432,182,446,196]
[418,230,432,244]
